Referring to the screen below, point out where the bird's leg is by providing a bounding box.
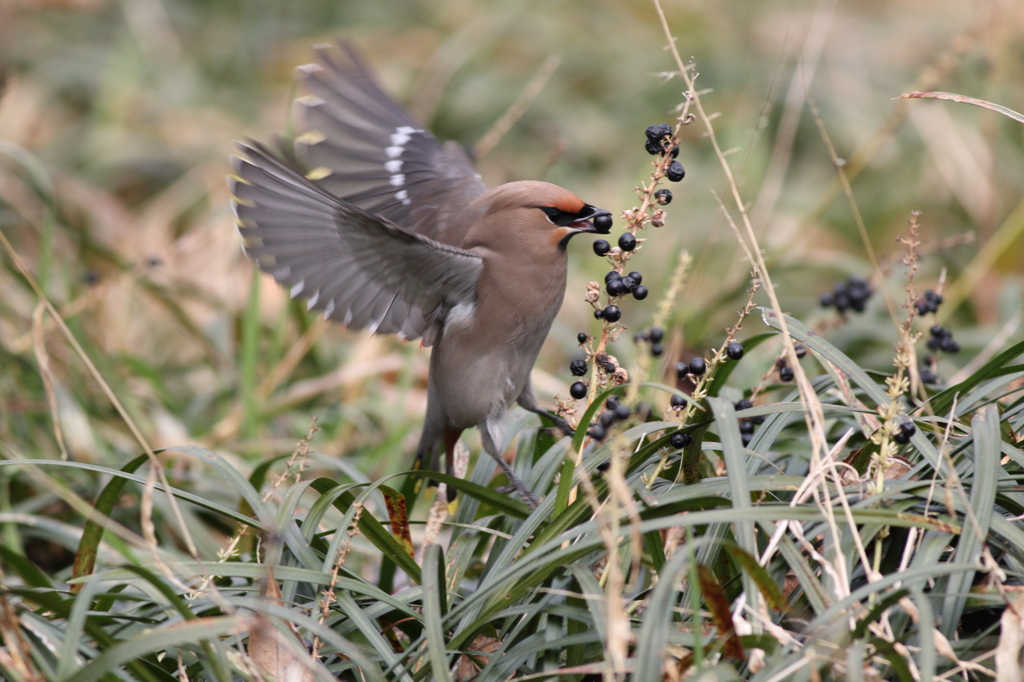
[516,382,575,437]
[442,427,462,503]
[410,405,447,498]
[480,417,539,510]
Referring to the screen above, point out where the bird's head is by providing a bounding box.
[469,181,612,251]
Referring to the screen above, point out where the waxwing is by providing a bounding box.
[229,43,611,507]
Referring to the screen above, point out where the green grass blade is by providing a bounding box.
[940,404,1000,637]
[63,616,238,682]
[421,543,453,682]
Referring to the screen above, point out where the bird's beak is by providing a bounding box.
[569,205,613,234]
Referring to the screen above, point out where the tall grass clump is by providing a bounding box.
[2,0,1024,680]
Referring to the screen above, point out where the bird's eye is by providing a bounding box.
[540,205,589,227]
[540,206,573,226]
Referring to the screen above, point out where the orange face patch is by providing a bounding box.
[550,193,586,214]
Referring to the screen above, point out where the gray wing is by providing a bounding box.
[230,141,482,344]
[293,42,487,246]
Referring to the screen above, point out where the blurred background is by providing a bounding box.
[1,0,1022,515]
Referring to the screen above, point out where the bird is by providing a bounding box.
[228,43,611,507]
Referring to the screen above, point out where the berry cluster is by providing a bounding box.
[893,420,916,445]
[594,304,622,322]
[915,289,943,316]
[603,270,648,301]
[569,348,625,401]
[919,364,938,385]
[926,325,960,354]
[634,326,665,356]
[644,123,685,182]
[590,395,634,441]
[819,276,873,314]
[675,356,707,381]
[775,344,805,383]
[734,398,764,446]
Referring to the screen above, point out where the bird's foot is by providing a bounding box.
[488,453,539,510]
[539,411,575,438]
[495,483,539,510]
[553,417,576,438]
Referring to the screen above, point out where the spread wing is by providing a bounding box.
[293,42,487,246]
[229,141,482,344]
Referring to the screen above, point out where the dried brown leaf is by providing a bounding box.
[696,564,744,660]
[455,634,503,682]
[996,594,1024,682]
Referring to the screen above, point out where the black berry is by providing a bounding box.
[634,331,648,344]
[645,139,663,155]
[651,342,664,356]
[606,395,620,410]
[593,239,611,256]
[593,214,613,233]
[618,233,637,251]
[779,366,794,382]
[794,344,807,359]
[819,293,833,308]
[689,357,707,377]
[602,305,621,323]
[589,424,607,440]
[739,420,755,435]
[670,431,693,449]
[599,411,615,427]
[607,278,625,297]
[665,160,685,182]
[668,145,680,158]
[614,403,631,420]
[734,399,753,411]
[726,342,744,360]
[594,309,604,320]
[628,271,643,285]
[654,189,673,205]
[570,359,587,376]
[675,362,688,379]
[632,285,649,300]
[649,327,664,343]
[570,381,588,400]
[578,332,588,345]
[645,123,672,141]
[620,276,636,291]
[670,393,686,409]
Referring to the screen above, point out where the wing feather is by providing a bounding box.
[230,141,482,344]
[293,43,487,245]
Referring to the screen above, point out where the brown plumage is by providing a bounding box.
[229,43,611,507]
